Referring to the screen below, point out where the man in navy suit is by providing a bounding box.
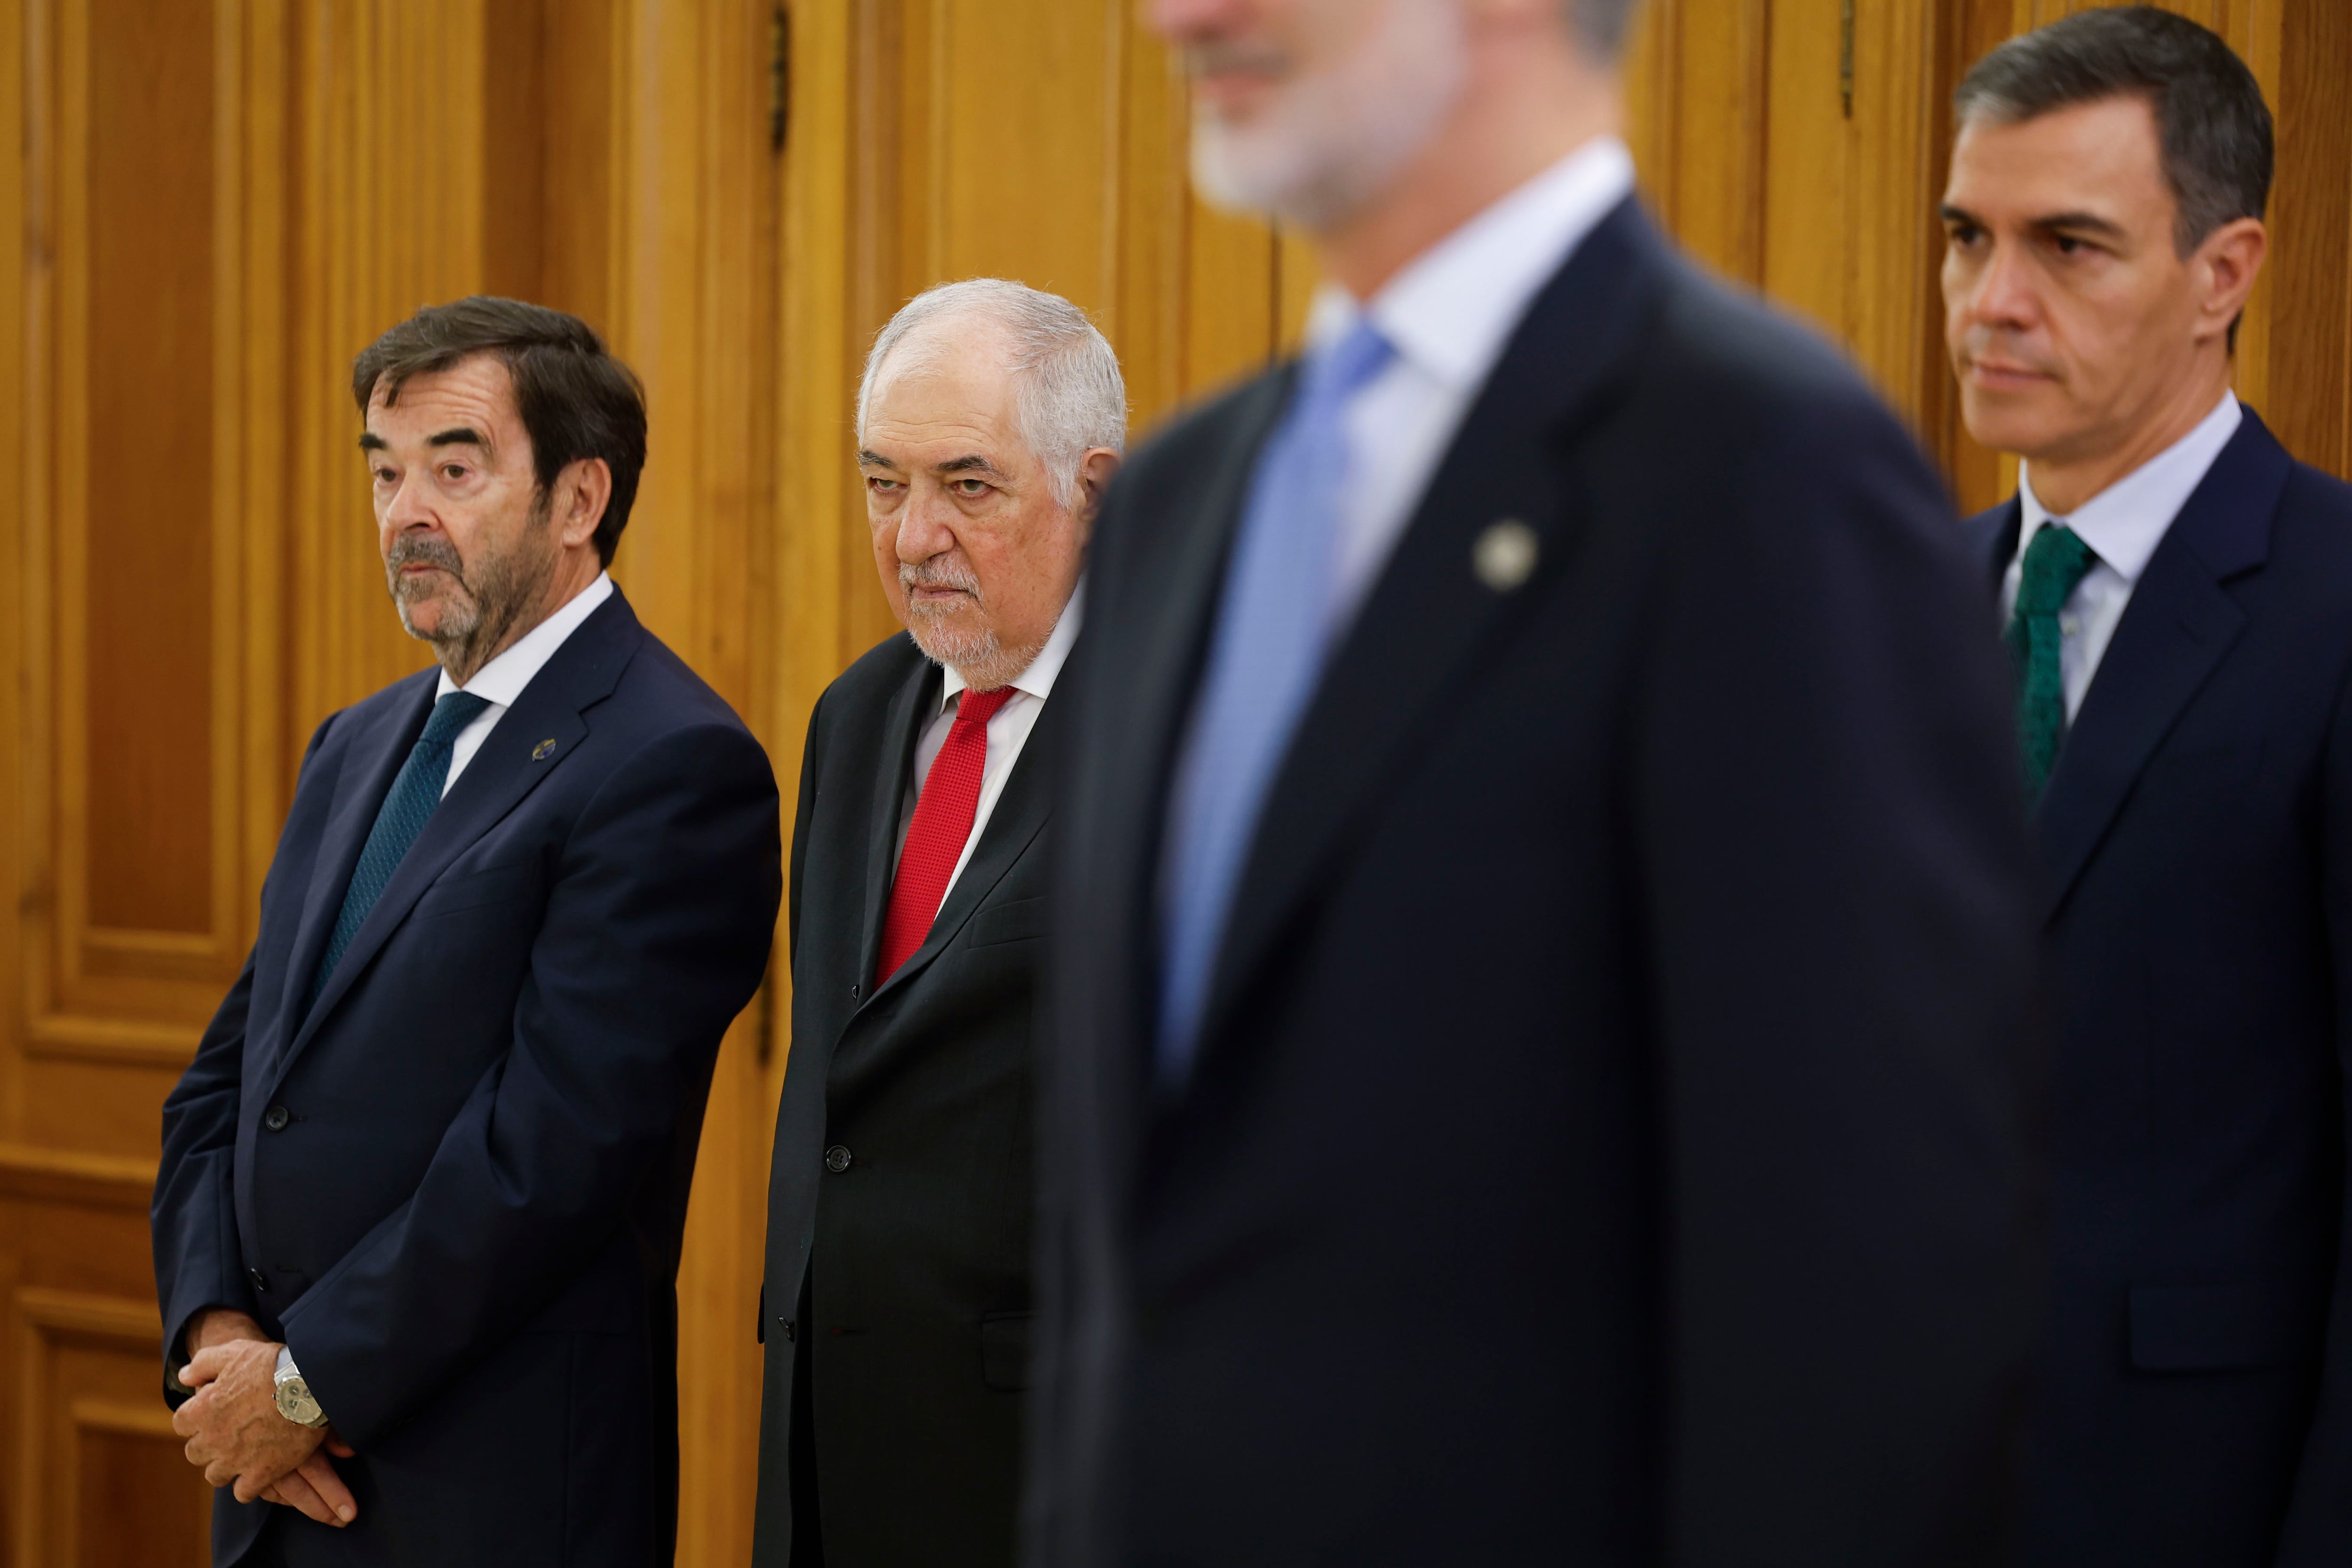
[1028,0,2047,1562]
[1941,10,2352,1563]
[151,297,781,1567]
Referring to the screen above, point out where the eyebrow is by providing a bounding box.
[856,449,1010,481]
[358,432,387,452]
[428,426,488,448]
[934,454,1008,479]
[1939,202,2128,241]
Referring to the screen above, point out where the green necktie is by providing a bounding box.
[2003,522,2098,801]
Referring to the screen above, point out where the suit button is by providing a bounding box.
[849,983,860,1001]
[262,1105,290,1132]
[247,1266,269,1294]
[780,1318,796,1342]
[824,1145,852,1173]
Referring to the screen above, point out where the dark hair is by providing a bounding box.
[352,297,648,565]
[1565,0,1642,61]
[1955,6,2272,256]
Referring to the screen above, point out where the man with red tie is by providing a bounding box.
[750,279,1123,1568]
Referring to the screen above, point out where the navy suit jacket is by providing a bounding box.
[152,589,781,1568]
[1969,411,2352,1567]
[1029,200,2049,1567]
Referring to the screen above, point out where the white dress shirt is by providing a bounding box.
[1303,135,1638,621]
[2001,392,2241,722]
[435,571,615,795]
[898,581,1084,901]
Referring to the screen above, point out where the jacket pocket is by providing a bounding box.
[2129,1280,2303,1371]
[413,860,538,917]
[968,896,1048,949]
[981,1311,1033,1392]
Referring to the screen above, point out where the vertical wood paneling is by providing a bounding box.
[79,0,212,936]
[0,8,2344,1568]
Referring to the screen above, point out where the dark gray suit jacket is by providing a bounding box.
[755,631,1058,1568]
[1028,200,2050,1567]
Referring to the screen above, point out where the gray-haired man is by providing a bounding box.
[751,279,1123,1568]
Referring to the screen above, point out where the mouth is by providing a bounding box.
[906,585,977,608]
[1964,359,2057,392]
[1185,45,1290,114]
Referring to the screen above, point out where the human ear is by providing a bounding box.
[2194,216,2267,345]
[555,457,613,551]
[1073,448,1122,537]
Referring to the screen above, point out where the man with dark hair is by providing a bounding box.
[1030,0,2047,1564]
[1942,9,2352,1563]
[151,296,782,1567]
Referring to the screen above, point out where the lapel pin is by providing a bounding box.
[531,739,558,761]
[1473,518,1539,592]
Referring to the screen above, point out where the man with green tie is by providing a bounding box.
[1941,9,2352,1561]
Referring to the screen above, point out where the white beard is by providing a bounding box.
[1188,0,1471,231]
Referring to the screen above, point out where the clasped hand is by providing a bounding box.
[171,1310,358,1528]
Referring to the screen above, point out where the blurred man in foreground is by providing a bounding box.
[1027,0,2049,1563]
[1942,10,2352,1562]
[153,298,781,1566]
[753,279,1122,1568]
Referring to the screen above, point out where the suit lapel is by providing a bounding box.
[274,675,438,1045]
[856,653,940,991]
[272,592,646,1083]
[1187,199,1670,1061]
[2034,411,2289,919]
[1974,498,2022,599]
[864,685,1066,1009]
[1094,372,1297,1058]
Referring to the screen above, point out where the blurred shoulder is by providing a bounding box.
[1642,257,1921,470]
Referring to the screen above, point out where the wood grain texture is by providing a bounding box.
[0,5,2345,1568]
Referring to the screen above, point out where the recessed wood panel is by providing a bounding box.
[79,0,213,935]
[75,1419,209,1568]
[927,0,1116,311]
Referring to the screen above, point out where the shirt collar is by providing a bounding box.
[938,578,1085,713]
[435,571,616,707]
[2017,392,2242,585]
[1303,135,1637,392]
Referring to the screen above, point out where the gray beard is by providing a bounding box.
[387,499,556,684]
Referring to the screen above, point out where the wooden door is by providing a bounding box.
[2,3,2346,1567]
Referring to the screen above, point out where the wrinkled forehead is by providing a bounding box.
[1948,96,2171,224]
[363,351,524,449]
[862,322,1034,463]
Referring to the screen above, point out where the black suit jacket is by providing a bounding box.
[1966,411,2352,1567]
[151,590,782,1568]
[754,632,1057,1568]
[1028,200,2050,1567]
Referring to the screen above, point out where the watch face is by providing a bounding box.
[275,1378,325,1427]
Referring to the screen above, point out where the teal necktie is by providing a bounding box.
[309,690,491,1007]
[2004,522,2098,801]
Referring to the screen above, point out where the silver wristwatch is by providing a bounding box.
[272,1345,331,1429]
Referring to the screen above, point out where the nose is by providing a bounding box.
[895,489,959,565]
[1965,238,2041,335]
[1150,0,1243,43]
[382,470,438,535]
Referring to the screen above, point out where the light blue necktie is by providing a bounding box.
[309,690,490,1009]
[1157,317,1396,1079]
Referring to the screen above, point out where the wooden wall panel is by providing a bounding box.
[0,5,2340,1568]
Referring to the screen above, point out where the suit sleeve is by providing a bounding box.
[1631,390,2049,1565]
[151,715,337,1404]
[2273,662,2352,1563]
[274,721,783,1447]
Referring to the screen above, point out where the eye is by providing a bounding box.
[952,478,991,497]
[440,463,469,482]
[866,475,904,493]
[372,465,397,485]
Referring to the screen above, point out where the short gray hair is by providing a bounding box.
[857,279,1128,510]
[1565,0,1641,61]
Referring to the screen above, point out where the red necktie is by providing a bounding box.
[874,685,1017,986]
